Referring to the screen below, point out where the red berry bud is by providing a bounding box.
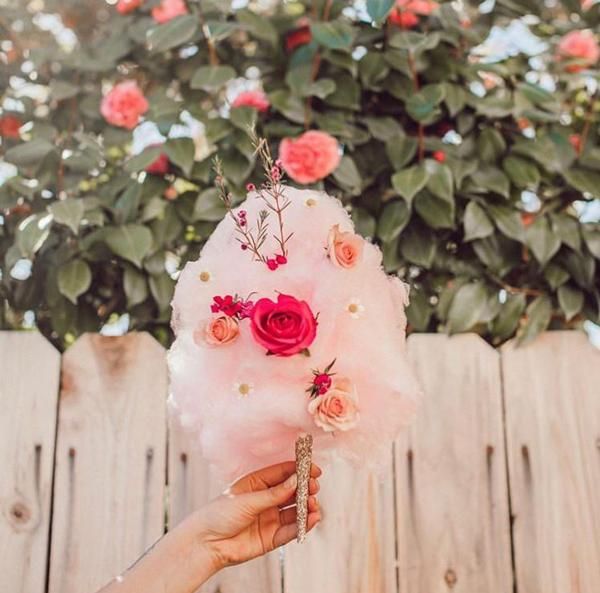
[266,259,279,271]
[276,254,287,265]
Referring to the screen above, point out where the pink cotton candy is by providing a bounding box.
[168,186,421,481]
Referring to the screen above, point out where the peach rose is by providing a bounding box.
[307,377,359,432]
[232,90,270,113]
[116,0,143,14]
[152,0,188,24]
[196,316,240,347]
[100,81,148,130]
[278,131,341,184]
[327,224,363,269]
[557,30,600,72]
[389,0,439,27]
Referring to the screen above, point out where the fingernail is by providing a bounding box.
[284,473,297,489]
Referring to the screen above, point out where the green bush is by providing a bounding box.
[1,0,599,350]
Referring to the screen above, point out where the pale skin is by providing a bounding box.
[97,461,322,593]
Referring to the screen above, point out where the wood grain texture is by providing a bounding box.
[168,415,282,593]
[395,334,513,593]
[502,331,600,593]
[48,333,168,593]
[0,332,60,593]
[283,449,397,593]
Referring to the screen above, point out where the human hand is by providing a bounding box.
[194,461,322,571]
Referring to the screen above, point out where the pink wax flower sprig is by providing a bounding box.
[211,294,254,320]
[214,131,294,271]
[307,359,337,398]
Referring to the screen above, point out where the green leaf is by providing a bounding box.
[414,191,454,229]
[406,84,445,122]
[114,182,142,224]
[470,166,510,198]
[193,188,227,221]
[443,83,467,117]
[366,0,396,21]
[104,224,153,267]
[124,146,163,173]
[190,65,236,91]
[563,168,600,197]
[550,214,581,252]
[147,15,198,52]
[463,201,494,241]
[50,79,79,101]
[332,155,361,194]
[400,225,436,268]
[518,296,552,345]
[525,216,561,266]
[164,138,195,176]
[487,205,524,242]
[386,135,417,170]
[557,285,584,321]
[310,22,355,50]
[17,213,52,257]
[391,165,429,205]
[236,8,278,45]
[149,273,175,313]
[5,139,55,167]
[406,290,432,331]
[49,199,85,235]
[447,282,489,333]
[477,128,506,163]
[425,160,454,203]
[57,259,92,304]
[544,263,570,289]
[377,200,410,242]
[502,155,540,188]
[351,208,376,238]
[491,294,526,342]
[582,227,600,258]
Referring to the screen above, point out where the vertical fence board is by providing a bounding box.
[502,332,600,593]
[283,454,397,593]
[0,332,60,593]
[395,334,513,593]
[48,333,167,593]
[168,417,282,593]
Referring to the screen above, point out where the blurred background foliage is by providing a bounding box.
[1,0,599,350]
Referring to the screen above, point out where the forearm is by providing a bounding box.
[98,512,218,593]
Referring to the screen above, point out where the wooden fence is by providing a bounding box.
[2,330,599,593]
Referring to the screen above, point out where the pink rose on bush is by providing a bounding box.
[116,0,143,14]
[557,30,600,72]
[232,90,270,113]
[152,0,188,24]
[278,131,341,184]
[197,316,240,347]
[388,0,439,27]
[100,81,148,129]
[327,225,363,269]
[308,377,360,432]
[250,294,317,356]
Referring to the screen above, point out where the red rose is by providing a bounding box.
[146,151,170,175]
[0,114,22,138]
[250,294,317,357]
[286,19,312,52]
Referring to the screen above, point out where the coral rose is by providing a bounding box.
[116,0,143,14]
[100,81,148,130]
[250,294,317,356]
[197,316,240,347]
[308,377,360,432]
[327,224,363,269]
[557,30,600,72]
[389,0,439,27]
[152,0,188,24]
[232,90,270,113]
[278,131,341,184]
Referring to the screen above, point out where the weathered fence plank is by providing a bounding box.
[168,416,282,593]
[395,334,513,593]
[502,331,600,593]
[48,333,168,593]
[283,453,397,593]
[0,332,60,593]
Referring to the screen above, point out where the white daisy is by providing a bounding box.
[233,381,255,398]
[304,196,319,208]
[345,298,365,319]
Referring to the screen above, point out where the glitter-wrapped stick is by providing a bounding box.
[295,433,313,543]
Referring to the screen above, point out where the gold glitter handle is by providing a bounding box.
[295,433,313,543]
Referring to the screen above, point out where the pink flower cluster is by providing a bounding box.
[557,30,600,72]
[232,90,270,113]
[100,80,148,129]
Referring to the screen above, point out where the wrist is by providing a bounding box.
[185,510,226,576]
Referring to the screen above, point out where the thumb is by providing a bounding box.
[241,473,298,514]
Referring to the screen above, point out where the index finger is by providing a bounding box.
[230,461,322,494]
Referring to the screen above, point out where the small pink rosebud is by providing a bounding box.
[266,258,279,271]
[241,243,248,250]
[271,166,281,181]
[276,254,287,265]
[246,183,255,192]
[276,159,283,168]
[238,210,246,217]
[239,219,247,227]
